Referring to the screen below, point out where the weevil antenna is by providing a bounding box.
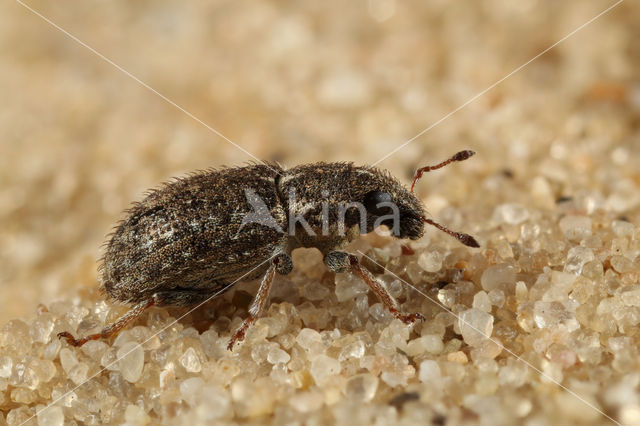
[410,150,475,193]
[422,217,480,248]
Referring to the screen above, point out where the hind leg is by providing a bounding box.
[58,288,220,347]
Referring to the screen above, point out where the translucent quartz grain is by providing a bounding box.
[531,176,554,207]
[68,362,89,385]
[43,339,61,360]
[37,406,64,426]
[612,220,635,237]
[480,264,516,292]
[534,301,579,331]
[487,290,505,308]
[298,302,332,329]
[334,272,369,302]
[270,363,289,384]
[492,203,530,225]
[12,388,37,404]
[117,341,144,383]
[289,390,324,413]
[545,271,577,301]
[338,340,365,361]
[611,237,629,255]
[406,335,443,356]
[515,281,528,301]
[124,404,151,425]
[21,364,40,390]
[611,255,635,274]
[419,360,442,385]
[620,285,640,306]
[377,320,410,355]
[368,302,391,322]
[310,355,341,384]
[58,348,78,374]
[260,314,288,338]
[28,359,56,384]
[559,215,592,240]
[180,347,202,373]
[180,377,205,406]
[458,309,494,347]
[344,373,378,402]
[6,407,33,425]
[30,314,54,344]
[81,340,109,362]
[405,261,426,283]
[437,289,457,308]
[418,250,443,272]
[564,246,595,275]
[380,370,407,387]
[302,282,330,301]
[0,356,12,378]
[267,346,291,364]
[296,328,324,351]
[472,291,492,312]
[447,351,468,364]
[250,341,272,364]
[470,338,503,360]
[199,329,220,357]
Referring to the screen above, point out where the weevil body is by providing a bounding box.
[58,151,478,349]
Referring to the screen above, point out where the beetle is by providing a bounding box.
[58,150,478,350]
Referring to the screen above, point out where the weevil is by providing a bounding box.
[58,150,479,350]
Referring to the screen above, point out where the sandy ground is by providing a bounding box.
[1,0,639,425]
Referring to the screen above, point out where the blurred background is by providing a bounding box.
[1,0,638,325]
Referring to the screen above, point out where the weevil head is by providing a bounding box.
[280,162,477,247]
[351,165,479,248]
[353,167,426,240]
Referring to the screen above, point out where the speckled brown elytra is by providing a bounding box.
[58,151,479,350]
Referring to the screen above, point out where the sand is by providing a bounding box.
[1,0,639,424]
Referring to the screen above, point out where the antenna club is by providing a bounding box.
[410,149,476,193]
[454,150,475,161]
[457,233,480,248]
[421,217,480,248]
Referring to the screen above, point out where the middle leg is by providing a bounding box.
[227,253,292,350]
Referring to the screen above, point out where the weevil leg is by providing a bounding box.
[58,297,156,347]
[58,288,223,347]
[227,253,292,351]
[325,251,425,324]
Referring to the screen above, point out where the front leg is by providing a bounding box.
[324,251,425,324]
[228,252,293,350]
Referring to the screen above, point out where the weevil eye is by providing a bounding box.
[363,191,393,216]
